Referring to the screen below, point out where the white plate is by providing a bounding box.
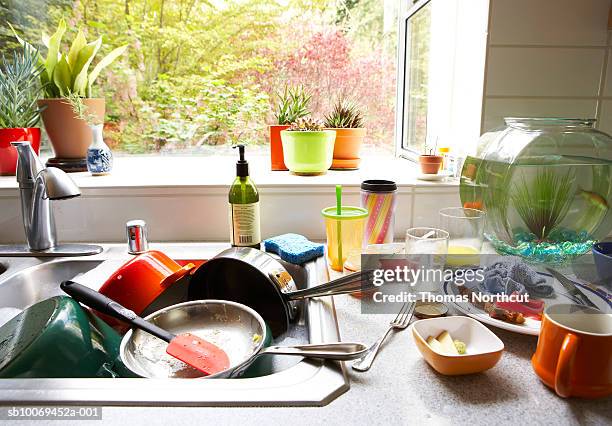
[417,171,452,181]
[443,272,612,335]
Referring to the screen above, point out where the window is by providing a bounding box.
[1,1,399,156]
[396,0,431,159]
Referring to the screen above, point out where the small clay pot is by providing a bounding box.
[418,155,443,174]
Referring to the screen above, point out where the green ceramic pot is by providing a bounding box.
[0,296,124,378]
[280,130,336,175]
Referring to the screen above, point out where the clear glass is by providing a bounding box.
[439,207,485,267]
[405,227,449,255]
[405,227,448,293]
[460,117,612,263]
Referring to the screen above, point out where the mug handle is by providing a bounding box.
[160,263,195,287]
[554,333,579,398]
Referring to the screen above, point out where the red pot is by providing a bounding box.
[269,124,290,170]
[0,128,41,176]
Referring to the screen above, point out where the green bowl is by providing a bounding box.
[0,296,123,378]
[280,130,336,175]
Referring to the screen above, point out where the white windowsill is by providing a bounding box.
[0,155,458,192]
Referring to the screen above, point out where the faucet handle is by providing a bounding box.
[11,141,45,187]
[126,220,149,254]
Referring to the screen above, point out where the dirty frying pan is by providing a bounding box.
[188,247,376,336]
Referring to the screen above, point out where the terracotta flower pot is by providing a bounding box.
[0,128,41,176]
[418,155,443,174]
[269,124,290,170]
[327,127,366,170]
[38,98,105,159]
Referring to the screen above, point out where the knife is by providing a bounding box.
[545,268,599,310]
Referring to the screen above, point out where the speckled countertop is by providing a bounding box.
[4,245,611,426]
[48,292,608,426]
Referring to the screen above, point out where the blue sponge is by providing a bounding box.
[264,233,325,265]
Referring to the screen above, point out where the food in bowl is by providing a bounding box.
[425,330,466,355]
[411,316,504,375]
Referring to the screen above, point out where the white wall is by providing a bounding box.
[482,0,612,133]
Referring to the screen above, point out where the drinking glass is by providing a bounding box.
[405,227,449,293]
[439,207,486,266]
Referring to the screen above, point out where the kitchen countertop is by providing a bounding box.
[39,296,611,426]
[5,245,611,426]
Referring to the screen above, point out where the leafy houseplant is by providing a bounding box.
[324,99,366,170]
[11,19,127,168]
[270,85,311,171]
[0,45,45,175]
[280,117,336,176]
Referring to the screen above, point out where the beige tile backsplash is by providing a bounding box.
[481,0,612,134]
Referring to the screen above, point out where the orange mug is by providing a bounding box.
[532,304,612,398]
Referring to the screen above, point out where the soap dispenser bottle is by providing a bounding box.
[229,145,261,248]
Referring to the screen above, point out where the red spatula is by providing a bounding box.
[61,280,230,376]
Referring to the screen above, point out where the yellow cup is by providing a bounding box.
[322,206,368,272]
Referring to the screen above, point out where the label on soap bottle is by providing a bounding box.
[229,202,261,246]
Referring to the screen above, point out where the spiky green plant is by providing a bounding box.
[274,85,311,125]
[10,19,128,98]
[0,45,45,128]
[63,91,103,125]
[323,99,364,128]
[287,116,324,131]
[511,169,575,240]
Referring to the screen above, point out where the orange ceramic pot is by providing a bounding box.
[532,304,612,398]
[328,127,366,169]
[38,98,105,159]
[0,128,41,175]
[97,250,195,329]
[269,124,290,171]
[418,155,443,174]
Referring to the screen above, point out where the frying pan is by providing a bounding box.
[188,247,376,336]
[120,299,367,379]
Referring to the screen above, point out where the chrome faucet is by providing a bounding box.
[0,142,102,256]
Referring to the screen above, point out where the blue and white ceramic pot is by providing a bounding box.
[87,124,113,175]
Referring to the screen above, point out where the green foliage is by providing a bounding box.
[511,169,575,240]
[9,18,128,97]
[288,117,325,132]
[324,98,364,128]
[274,85,312,125]
[0,45,45,128]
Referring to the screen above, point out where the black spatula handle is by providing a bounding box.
[60,280,175,342]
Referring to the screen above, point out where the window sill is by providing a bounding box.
[0,155,458,192]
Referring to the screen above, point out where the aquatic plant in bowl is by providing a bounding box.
[460,117,612,264]
[281,117,336,175]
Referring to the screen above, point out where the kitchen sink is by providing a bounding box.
[0,246,349,406]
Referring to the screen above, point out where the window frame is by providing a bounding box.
[395,0,432,162]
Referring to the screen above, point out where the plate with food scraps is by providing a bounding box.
[442,271,612,335]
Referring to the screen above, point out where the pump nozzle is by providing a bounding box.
[233,144,249,177]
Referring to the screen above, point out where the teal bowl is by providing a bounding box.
[0,296,124,378]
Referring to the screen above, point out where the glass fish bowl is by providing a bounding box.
[460,118,612,264]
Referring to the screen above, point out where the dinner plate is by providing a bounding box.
[442,271,612,335]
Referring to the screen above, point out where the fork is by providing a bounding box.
[351,301,416,372]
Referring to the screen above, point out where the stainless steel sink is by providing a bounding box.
[0,248,349,406]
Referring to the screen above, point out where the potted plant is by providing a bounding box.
[0,45,45,176]
[281,117,336,175]
[10,19,127,170]
[418,145,443,174]
[270,85,311,170]
[324,99,366,170]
